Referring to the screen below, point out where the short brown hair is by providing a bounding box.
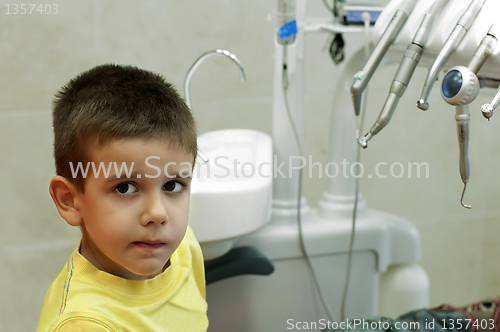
[52,64,197,192]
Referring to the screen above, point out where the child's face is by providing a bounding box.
[74,138,194,280]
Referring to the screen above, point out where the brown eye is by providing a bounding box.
[114,183,137,195]
[163,181,183,193]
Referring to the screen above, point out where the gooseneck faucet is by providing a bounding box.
[358,0,449,149]
[184,49,246,110]
[440,19,499,208]
[416,0,486,111]
[184,49,246,162]
[350,0,416,117]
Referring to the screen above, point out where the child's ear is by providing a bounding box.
[49,176,82,227]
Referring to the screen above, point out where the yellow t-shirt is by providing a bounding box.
[36,227,208,332]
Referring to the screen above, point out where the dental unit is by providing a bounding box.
[351,0,416,117]
[358,0,449,149]
[440,19,500,208]
[184,0,500,331]
[191,1,427,330]
[416,0,486,111]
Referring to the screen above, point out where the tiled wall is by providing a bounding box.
[1,0,499,329]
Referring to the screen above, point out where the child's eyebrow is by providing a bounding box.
[105,172,141,181]
[105,172,193,181]
[166,174,193,180]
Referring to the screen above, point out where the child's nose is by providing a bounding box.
[141,195,168,226]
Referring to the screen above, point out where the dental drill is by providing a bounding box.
[440,19,499,208]
[481,20,500,120]
[482,88,500,120]
[351,0,416,117]
[416,0,486,111]
[358,0,449,149]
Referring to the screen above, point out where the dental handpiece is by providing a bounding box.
[351,0,416,117]
[416,0,486,111]
[440,20,499,208]
[358,0,449,149]
[482,89,500,120]
[480,20,500,120]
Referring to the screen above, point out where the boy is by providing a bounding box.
[36,64,208,331]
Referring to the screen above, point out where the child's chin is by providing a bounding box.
[129,263,167,280]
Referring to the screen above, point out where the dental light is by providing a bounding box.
[441,19,499,209]
[351,0,416,117]
[358,0,449,149]
[416,0,486,111]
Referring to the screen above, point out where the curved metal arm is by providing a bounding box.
[461,183,471,209]
[184,49,246,110]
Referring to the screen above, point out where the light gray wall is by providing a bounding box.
[0,0,499,330]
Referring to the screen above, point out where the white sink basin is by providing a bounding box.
[188,129,273,259]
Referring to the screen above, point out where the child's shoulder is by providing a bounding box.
[38,228,207,332]
[39,312,118,332]
[36,254,119,332]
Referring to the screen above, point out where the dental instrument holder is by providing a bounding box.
[183,49,246,163]
[359,0,449,149]
[441,21,499,208]
[416,0,486,111]
[351,0,416,117]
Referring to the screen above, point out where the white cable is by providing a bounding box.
[282,7,371,323]
[340,11,372,322]
[282,46,338,323]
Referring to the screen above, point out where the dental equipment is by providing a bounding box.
[351,0,416,117]
[416,0,486,111]
[358,0,449,149]
[183,49,246,163]
[480,18,500,120]
[440,19,500,208]
[207,0,429,328]
[482,88,500,119]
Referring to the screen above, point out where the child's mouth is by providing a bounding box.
[133,242,165,249]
